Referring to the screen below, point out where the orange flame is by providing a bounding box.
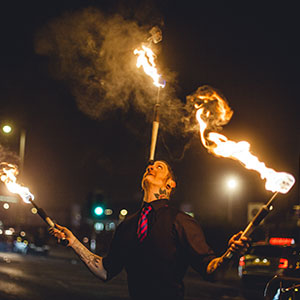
[189,85,295,194]
[134,45,165,88]
[0,162,34,203]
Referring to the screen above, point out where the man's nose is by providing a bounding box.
[147,165,153,172]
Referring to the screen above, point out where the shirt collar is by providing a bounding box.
[142,199,169,211]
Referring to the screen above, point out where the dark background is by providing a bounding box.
[0,1,299,250]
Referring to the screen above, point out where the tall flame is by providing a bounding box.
[0,162,34,203]
[188,85,295,194]
[134,45,165,88]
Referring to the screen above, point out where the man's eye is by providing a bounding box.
[157,165,163,169]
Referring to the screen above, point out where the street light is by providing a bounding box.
[2,125,12,134]
[225,177,239,223]
[120,209,128,216]
[227,178,237,190]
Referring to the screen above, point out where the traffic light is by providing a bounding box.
[88,191,105,219]
[93,204,104,217]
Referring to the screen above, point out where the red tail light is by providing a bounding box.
[269,237,295,246]
[239,256,245,267]
[278,258,288,269]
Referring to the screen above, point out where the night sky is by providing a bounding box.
[0,1,299,231]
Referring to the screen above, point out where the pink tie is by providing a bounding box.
[137,205,152,242]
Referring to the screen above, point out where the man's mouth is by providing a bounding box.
[146,172,154,177]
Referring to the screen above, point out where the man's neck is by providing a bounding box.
[143,186,170,203]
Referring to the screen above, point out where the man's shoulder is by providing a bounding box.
[171,208,202,229]
[165,205,197,223]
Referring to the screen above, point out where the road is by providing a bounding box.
[0,251,265,300]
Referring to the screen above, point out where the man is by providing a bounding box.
[51,160,249,300]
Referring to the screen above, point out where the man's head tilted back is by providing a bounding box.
[142,160,176,200]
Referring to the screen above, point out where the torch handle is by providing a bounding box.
[149,104,160,162]
[222,192,279,261]
[241,205,270,238]
[29,199,69,246]
[149,121,159,162]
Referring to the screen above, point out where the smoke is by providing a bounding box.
[35,7,187,136]
[186,85,233,133]
[0,144,20,167]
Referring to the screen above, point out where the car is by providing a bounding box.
[238,238,299,285]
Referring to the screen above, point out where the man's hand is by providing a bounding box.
[228,231,250,255]
[206,257,224,274]
[207,231,250,275]
[48,224,76,247]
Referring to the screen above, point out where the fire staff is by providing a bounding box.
[50,160,249,300]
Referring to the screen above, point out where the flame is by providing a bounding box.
[189,85,295,194]
[0,162,34,203]
[134,45,165,88]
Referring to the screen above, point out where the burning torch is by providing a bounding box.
[0,162,68,246]
[134,43,165,163]
[188,85,296,259]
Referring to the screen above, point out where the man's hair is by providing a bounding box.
[158,160,176,188]
[163,160,176,182]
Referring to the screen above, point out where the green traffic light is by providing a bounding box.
[94,206,104,216]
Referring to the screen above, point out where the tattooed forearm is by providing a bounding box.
[72,239,97,264]
[72,238,107,280]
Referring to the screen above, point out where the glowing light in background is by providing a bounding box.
[2,125,12,134]
[31,207,37,214]
[94,206,103,216]
[94,222,104,231]
[227,178,238,190]
[120,209,128,216]
[104,209,113,216]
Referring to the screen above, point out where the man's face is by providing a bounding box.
[141,161,170,191]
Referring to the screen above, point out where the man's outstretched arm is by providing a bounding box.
[49,224,107,281]
[206,231,250,274]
